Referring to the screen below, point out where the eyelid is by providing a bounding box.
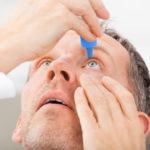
[82,57,103,67]
[35,57,53,68]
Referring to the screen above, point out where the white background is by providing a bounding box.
[0,0,149,149]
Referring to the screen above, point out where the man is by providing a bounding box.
[11,28,150,149]
[0,0,149,149]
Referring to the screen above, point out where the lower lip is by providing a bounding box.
[40,103,72,112]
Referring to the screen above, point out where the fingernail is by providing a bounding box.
[97,29,102,37]
[76,87,83,94]
[74,87,83,105]
[89,34,97,41]
[104,10,110,19]
[102,76,111,82]
[80,73,92,80]
[80,74,91,84]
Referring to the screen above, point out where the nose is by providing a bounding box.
[46,60,76,83]
[48,70,70,81]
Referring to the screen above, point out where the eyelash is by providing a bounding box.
[37,57,102,70]
[82,58,101,67]
[36,58,52,68]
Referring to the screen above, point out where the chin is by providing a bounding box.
[22,106,83,150]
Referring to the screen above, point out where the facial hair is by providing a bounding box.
[21,106,83,150]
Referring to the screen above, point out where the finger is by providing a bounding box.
[74,87,98,132]
[81,75,124,125]
[89,0,110,19]
[82,6,101,37]
[68,11,96,41]
[59,0,101,36]
[99,84,124,122]
[80,74,112,129]
[102,76,138,119]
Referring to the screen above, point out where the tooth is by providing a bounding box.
[45,98,65,105]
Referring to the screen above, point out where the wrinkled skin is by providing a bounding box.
[0,0,109,74]
[12,31,149,150]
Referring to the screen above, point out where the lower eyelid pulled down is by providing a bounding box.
[82,58,102,67]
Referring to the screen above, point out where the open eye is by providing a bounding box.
[85,59,101,70]
[41,60,51,67]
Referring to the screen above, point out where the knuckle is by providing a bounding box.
[59,6,71,25]
[83,3,90,11]
[67,14,74,28]
[60,6,69,16]
[78,3,90,15]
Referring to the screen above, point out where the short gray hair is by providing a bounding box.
[104,28,150,116]
[27,27,150,116]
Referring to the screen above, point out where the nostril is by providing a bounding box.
[49,71,55,80]
[60,71,70,81]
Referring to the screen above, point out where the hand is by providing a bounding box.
[1,0,109,61]
[0,0,109,73]
[75,74,146,150]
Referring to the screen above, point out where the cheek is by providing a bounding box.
[77,68,103,82]
[27,68,48,91]
[21,71,46,110]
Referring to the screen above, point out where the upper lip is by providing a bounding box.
[37,91,74,112]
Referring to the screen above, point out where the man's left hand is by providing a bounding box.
[75,74,146,150]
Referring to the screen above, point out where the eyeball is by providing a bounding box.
[85,60,101,70]
[41,60,51,67]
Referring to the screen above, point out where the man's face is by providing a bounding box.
[16,31,131,149]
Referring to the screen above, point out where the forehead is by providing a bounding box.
[33,30,130,69]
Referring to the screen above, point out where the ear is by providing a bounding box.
[138,112,150,137]
[12,115,22,144]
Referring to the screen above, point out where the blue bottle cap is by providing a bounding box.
[80,37,97,58]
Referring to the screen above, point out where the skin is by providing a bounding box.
[0,0,109,73]
[12,31,150,150]
[0,0,148,149]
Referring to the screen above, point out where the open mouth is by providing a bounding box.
[37,91,74,112]
[44,98,68,107]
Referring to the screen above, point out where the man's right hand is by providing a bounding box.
[3,0,109,60]
[0,0,109,73]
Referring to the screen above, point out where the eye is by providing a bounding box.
[85,59,101,70]
[40,60,51,67]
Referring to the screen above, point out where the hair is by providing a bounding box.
[26,26,150,116]
[103,28,150,116]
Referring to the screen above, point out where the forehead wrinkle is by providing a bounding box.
[98,34,130,85]
[100,34,130,62]
[94,41,115,64]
